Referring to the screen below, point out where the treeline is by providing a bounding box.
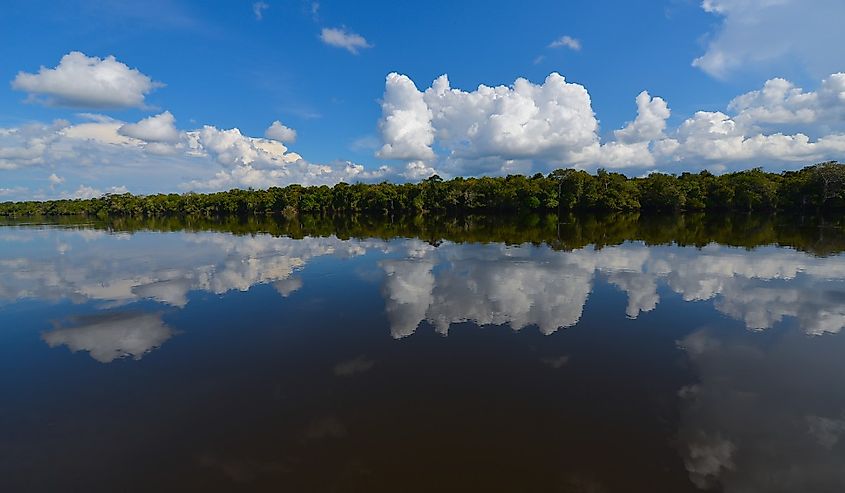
[2,162,845,217]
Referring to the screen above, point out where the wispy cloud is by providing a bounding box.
[252,1,269,20]
[320,27,372,54]
[549,35,581,51]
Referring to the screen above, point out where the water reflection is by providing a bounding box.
[1,218,844,491]
[4,225,845,344]
[380,240,845,338]
[677,328,845,491]
[0,227,379,310]
[43,311,172,363]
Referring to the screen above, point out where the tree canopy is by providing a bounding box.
[2,162,844,217]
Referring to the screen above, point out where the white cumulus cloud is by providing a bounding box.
[376,71,845,175]
[376,73,435,161]
[118,111,180,143]
[12,51,163,108]
[265,120,297,143]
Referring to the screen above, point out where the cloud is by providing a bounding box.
[11,51,163,108]
[614,91,670,143]
[377,73,599,177]
[0,186,28,197]
[549,35,581,51]
[42,312,173,363]
[0,111,399,198]
[320,27,372,54]
[118,111,180,143]
[252,1,269,20]
[264,120,297,143]
[727,73,845,129]
[5,65,845,199]
[0,120,68,170]
[376,73,435,161]
[70,184,129,199]
[182,125,393,190]
[48,173,64,187]
[376,71,845,175]
[693,0,845,79]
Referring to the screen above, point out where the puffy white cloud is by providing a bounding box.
[693,0,845,79]
[728,78,819,126]
[320,27,372,54]
[118,111,180,143]
[376,73,435,161]
[42,312,173,363]
[664,110,845,164]
[6,65,845,199]
[727,73,845,131]
[614,91,670,143]
[12,51,163,108]
[548,35,581,51]
[182,125,396,190]
[402,160,437,180]
[0,111,398,198]
[377,72,600,174]
[190,125,302,168]
[265,120,297,143]
[374,71,845,174]
[423,73,598,162]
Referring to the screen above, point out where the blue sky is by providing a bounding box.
[1,0,844,200]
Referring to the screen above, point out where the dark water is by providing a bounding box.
[1,214,844,492]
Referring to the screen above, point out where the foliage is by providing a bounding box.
[2,162,844,217]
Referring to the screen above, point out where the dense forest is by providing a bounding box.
[2,162,844,217]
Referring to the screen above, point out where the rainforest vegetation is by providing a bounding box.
[2,162,844,217]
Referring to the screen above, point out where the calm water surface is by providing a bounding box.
[1,215,844,492]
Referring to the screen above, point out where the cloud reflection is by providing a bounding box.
[378,241,845,338]
[42,311,172,363]
[677,328,845,491]
[3,227,845,349]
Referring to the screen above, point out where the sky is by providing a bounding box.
[1,0,844,200]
